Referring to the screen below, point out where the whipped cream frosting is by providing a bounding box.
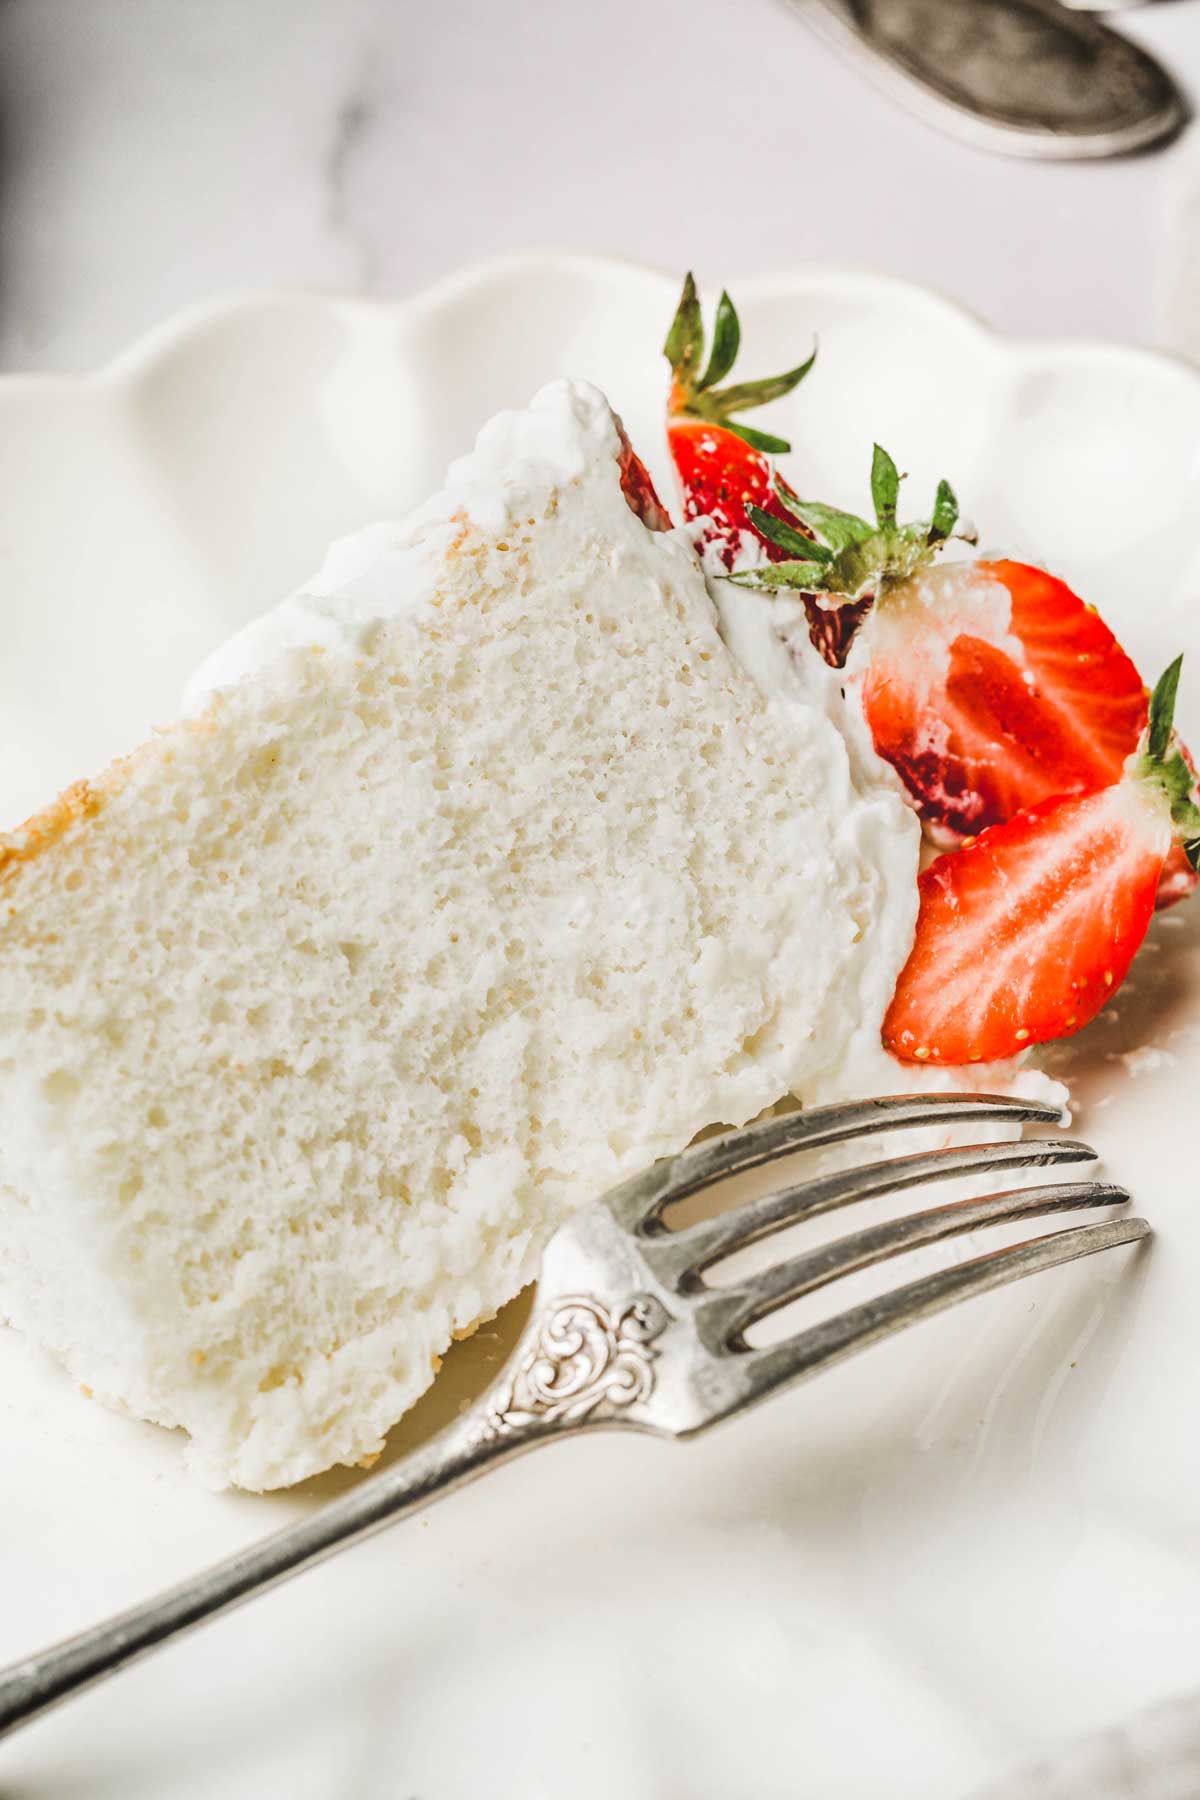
[183,381,631,711]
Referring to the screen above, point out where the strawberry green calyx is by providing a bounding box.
[1133,655,1200,868]
[663,273,816,456]
[733,444,971,599]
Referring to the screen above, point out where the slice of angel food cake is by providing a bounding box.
[0,377,947,1491]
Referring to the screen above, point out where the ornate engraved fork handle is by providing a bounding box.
[0,1291,666,1742]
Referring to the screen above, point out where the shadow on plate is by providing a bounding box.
[286,1286,536,1503]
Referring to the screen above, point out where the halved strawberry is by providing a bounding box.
[733,445,1197,905]
[883,656,1200,1065]
[664,274,815,571]
[862,561,1150,837]
[664,277,871,662]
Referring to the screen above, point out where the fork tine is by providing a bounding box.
[732,1216,1150,1417]
[604,1092,1066,1232]
[696,1180,1129,1346]
[647,1137,1096,1287]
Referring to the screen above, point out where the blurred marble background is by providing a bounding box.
[2,0,1200,374]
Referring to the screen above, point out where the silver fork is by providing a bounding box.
[0,1091,1148,1741]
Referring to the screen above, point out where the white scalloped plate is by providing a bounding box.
[4,255,1200,1800]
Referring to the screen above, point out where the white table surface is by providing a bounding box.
[2,0,1200,374]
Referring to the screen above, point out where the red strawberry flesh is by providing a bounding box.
[667,419,793,569]
[862,560,1149,842]
[986,559,1149,791]
[666,420,871,664]
[883,782,1170,1065]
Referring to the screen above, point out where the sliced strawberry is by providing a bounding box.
[883,657,1200,1065]
[860,563,1149,841]
[731,445,1196,910]
[884,784,1162,1064]
[663,274,815,571]
[987,560,1149,786]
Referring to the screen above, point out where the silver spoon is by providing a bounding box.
[787,0,1187,158]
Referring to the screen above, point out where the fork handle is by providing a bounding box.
[0,1407,543,1741]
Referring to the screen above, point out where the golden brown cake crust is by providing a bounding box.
[0,779,107,884]
[0,710,223,889]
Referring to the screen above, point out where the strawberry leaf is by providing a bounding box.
[871,445,901,529]
[774,482,873,553]
[1135,656,1200,846]
[707,345,817,420]
[725,420,792,456]
[928,479,959,546]
[1147,654,1183,762]
[746,505,832,561]
[740,445,968,602]
[667,277,815,447]
[698,291,740,391]
[731,561,831,591]
[664,273,705,385]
